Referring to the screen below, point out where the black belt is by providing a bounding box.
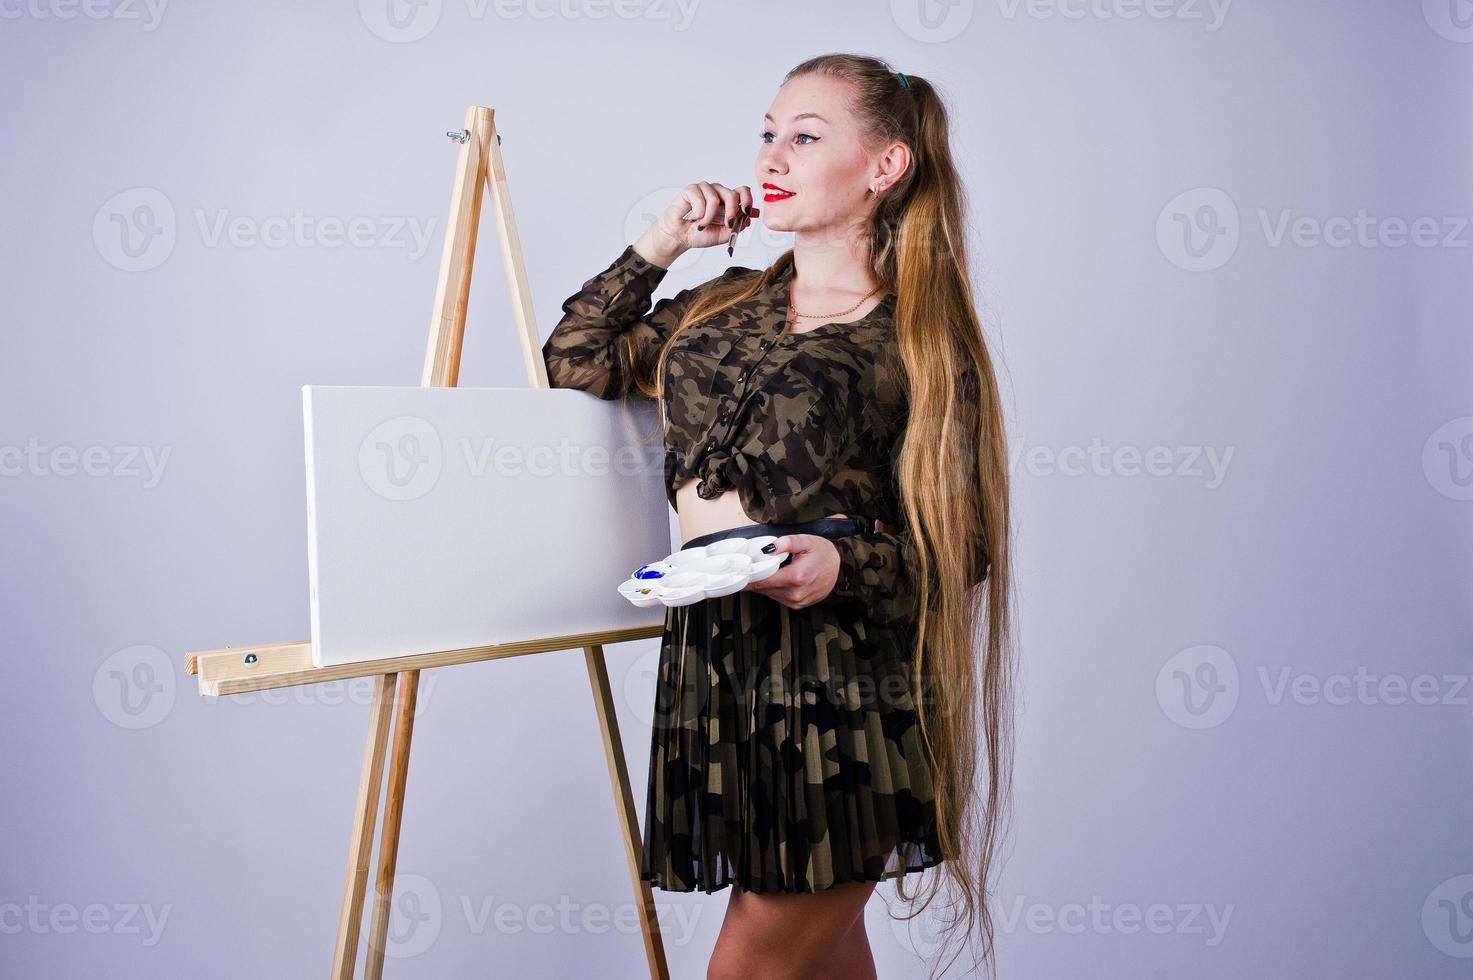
[681,516,871,551]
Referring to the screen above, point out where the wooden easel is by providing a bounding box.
[183,105,672,980]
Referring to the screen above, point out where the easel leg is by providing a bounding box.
[584,645,670,980]
[332,672,399,979]
[363,669,420,980]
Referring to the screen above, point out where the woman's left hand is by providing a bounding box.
[744,534,841,610]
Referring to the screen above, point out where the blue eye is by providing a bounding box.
[760,131,819,145]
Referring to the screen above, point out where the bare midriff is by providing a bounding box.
[674,478,848,544]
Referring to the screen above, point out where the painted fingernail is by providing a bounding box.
[761,543,775,553]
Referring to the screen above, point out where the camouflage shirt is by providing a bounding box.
[543,243,958,624]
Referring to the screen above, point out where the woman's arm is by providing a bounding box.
[828,522,990,626]
[543,244,705,399]
[827,363,990,625]
[543,186,757,399]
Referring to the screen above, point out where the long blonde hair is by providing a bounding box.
[627,54,1016,980]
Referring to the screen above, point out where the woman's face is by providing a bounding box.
[756,74,893,239]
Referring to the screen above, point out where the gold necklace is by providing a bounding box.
[789,286,882,319]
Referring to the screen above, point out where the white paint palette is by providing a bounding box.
[616,536,791,607]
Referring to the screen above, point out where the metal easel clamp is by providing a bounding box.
[447,128,500,145]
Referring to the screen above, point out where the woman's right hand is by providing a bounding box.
[641,182,757,262]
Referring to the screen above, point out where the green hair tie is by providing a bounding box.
[896,71,911,88]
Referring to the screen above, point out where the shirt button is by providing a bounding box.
[736,373,746,383]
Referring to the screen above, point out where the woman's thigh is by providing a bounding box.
[707,879,878,979]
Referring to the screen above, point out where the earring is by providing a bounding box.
[869,182,879,195]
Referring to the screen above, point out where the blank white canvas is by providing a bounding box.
[302,385,673,668]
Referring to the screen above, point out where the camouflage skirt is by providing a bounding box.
[639,519,946,895]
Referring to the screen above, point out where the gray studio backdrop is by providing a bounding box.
[3,2,1471,978]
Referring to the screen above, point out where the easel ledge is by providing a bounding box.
[182,625,663,696]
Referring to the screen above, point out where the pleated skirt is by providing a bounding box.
[639,586,946,894]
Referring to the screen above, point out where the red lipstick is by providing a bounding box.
[762,182,795,203]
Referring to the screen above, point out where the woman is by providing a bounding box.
[543,53,1015,980]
